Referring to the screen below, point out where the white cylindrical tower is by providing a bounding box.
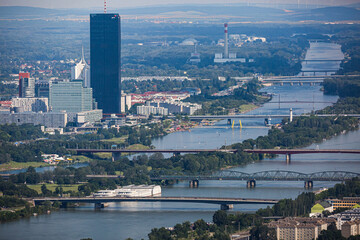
[290,108,293,122]
[224,23,229,59]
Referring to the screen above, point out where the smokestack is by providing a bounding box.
[224,23,229,59]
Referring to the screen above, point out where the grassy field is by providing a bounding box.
[0,156,93,172]
[101,136,128,144]
[126,144,149,150]
[0,161,49,172]
[239,104,258,113]
[27,184,82,194]
[71,155,93,162]
[93,152,112,159]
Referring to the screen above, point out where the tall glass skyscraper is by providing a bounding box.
[90,13,121,114]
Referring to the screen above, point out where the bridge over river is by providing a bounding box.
[151,170,360,189]
[244,149,360,163]
[69,148,360,162]
[33,196,279,210]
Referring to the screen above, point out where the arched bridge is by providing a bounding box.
[151,170,360,189]
[150,170,360,182]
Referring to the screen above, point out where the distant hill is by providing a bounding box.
[0,6,60,18]
[287,6,360,21]
[0,5,359,22]
[116,5,285,17]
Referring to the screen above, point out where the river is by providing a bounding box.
[1,42,359,240]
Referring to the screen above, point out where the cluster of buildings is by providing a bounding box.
[0,64,102,128]
[0,13,124,129]
[267,197,360,240]
[268,217,336,240]
[0,13,207,131]
[214,23,255,63]
[93,185,161,198]
[132,90,202,116]
[42,154,72,165]
[137,100,201,116]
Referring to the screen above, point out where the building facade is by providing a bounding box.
[341,220,360,238]
[120,93,132,113]
[49,81,93,113]
[0,111,67,128]
[35,80,50,98]
[330,197,360,210]
[11,97,49,112]
[137,105,168,116]
[19,72,35,98]
[90,13,121,114]
[268,217,336,240]
[76,109,103,125]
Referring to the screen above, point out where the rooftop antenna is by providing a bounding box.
[104,0,107,13]
[81,45,85,63]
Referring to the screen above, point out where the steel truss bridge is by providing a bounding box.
[150,170,360,182]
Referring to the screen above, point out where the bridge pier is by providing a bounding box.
[60,202,68,208]
[247,180,256,188]
[286,154,291,164]
[112,152,121,162]
[173,152,181,157]
[95,203,109,209]
[189,180,199,188]
[304,180,313,189]
[221,204,234,210]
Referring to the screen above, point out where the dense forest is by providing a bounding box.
[323,76,360,98]
[317,98,360,115]
[0,122,167,164]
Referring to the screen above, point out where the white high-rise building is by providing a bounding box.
[71,46,91,88]
[120,93,132,113]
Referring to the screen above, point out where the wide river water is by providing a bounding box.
[1,42,359,240]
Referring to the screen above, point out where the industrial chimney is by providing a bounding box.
[224,23,229,59]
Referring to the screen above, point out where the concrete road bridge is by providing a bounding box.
[33,196,279,210]
[186,114,360,120]
[67,148,360,162]
[150,170,360,189]
[70,148,237,161]
[243,149,360,163]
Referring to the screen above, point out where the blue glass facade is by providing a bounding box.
[90,13,121,114]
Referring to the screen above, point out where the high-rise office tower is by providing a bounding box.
[49,81,93,113]
[19,72,35,98]
[90,13,121,114]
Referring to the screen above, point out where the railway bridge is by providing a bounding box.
[150,170,360,189]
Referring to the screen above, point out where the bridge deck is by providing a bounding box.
[243,149,360,154]
[72,149,237,153]
[187,114,360,120]
[33,196,279,205]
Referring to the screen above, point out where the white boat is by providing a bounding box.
[92,190,116,197]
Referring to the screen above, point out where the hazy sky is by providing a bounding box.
[1,0,360,9]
